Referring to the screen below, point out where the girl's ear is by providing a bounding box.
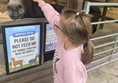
[64,36,68,42]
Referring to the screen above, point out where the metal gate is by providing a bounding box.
[83,2,118,71]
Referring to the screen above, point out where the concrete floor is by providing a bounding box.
[87,7,118,83]
[87,60,118,83]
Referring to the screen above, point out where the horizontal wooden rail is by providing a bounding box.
[0,61,53,83]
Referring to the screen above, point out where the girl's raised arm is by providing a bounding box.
[33,0,60,30]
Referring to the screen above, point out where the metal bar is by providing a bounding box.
[88,2,118,7]
[87,61,109,72]
[94,42,118,56]
[95,41,115,49]
[91,33,117,41]
[87,55,111,72]
[110,32,118,61]
[84,1,90,14]
[87,53,118,72]
[111,57,118,62]
[94,49,113,56]
[111,52,118,60]
[110,46,118,55]
[91,20,118,25]
[114,46,118,50]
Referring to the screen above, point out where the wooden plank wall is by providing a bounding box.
[0,61,53,83]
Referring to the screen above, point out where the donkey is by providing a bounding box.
[7,0,64,20]
[29,55,38,65]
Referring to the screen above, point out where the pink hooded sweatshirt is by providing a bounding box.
[38,1,87,83]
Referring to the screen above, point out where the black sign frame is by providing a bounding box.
[43,22,57,62]
[1,19,43,75]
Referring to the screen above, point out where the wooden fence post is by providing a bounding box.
[67,0,83,11]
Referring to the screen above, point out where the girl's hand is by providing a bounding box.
[33,0,42,3]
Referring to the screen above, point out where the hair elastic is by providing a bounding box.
[76,12,80,16]
[84,39,91,46]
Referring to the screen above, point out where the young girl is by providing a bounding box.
[33,0,94,83]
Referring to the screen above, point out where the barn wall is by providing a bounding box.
[45,0,84,11]
[77,0,84,11]
[0,0,8,4]
[108,0,118,2]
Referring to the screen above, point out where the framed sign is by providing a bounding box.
[1,19,43,74]
[44,22,57,61]
[44,22,57,52]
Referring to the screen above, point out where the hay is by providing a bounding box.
[0,65,5,76]
[0,11,11,23]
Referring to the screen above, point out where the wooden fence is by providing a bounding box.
[0,61,53,83]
